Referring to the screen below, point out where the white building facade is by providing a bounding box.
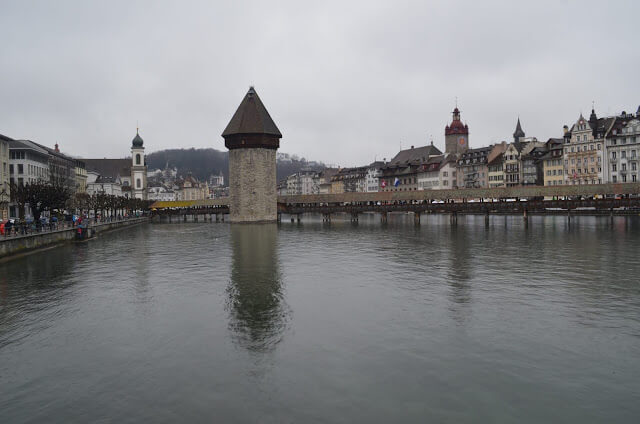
[606,114,640,184]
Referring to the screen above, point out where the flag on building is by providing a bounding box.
[381,180,387,188]
[394,177,400,187]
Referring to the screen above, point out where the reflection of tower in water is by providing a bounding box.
[447,226,472,306]
[227,224,288,352]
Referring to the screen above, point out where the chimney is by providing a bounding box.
[54,143,60,153]
[563,125,568,134]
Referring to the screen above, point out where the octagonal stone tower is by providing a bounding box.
[222,87,282,223]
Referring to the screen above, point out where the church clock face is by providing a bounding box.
[458,137,466,146]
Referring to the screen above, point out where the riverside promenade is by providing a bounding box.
[0,217,149,260]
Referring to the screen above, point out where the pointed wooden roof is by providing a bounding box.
[222,87,282,137]
[513,118,525,138]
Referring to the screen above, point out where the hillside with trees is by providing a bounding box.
[146,148,326,183]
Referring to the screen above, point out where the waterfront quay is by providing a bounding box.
[0,216,148,260]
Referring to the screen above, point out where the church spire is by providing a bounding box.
[513,117,525,142]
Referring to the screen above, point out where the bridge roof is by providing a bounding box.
[150,199,229,209]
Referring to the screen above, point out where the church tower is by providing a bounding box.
[513,118,525,144]
[131,129,147,200]
[222,87,282,223]
[445,107,469,155]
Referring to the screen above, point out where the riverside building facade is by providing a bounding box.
[563,109,609,185]
[541,138,565,186]
[0,134,10,219]
[605,109,640,183]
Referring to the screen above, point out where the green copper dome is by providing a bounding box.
[132,130,144,148]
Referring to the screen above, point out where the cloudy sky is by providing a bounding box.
[1,0,639,166]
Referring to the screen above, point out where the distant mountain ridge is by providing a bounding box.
[146,148,326,184]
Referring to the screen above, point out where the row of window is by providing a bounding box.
[612,175,637,182]
[569,167,601,174]
[611,150,637,159]
[565,144,601,153]
[611,137,637,145]
[569,157,600,165]
[611,163,637,171]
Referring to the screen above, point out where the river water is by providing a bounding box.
[1,214,639,423]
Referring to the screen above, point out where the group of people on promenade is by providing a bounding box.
[0,213,144,238]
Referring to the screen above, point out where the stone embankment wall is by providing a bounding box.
[0,218,148,260]
[229,148,277,223]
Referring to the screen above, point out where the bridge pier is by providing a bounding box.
[323,213,331,222]
[450,211,458,225]
[194,215,199,222]
[567,209,571,222]
[184,214,187,223]
[215,213,220,222]
[351,213,359,222]
[291,215,295,223]
[485,211,490,226]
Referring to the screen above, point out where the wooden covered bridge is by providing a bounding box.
[150,182,640,223]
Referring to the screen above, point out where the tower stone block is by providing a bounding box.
[228,148,277,222]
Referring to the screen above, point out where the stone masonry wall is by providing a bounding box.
[229,148,277,223]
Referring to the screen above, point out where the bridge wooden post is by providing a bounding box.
[381,212,387,223]
[351,212,359,222]
[184,214,187,223]
[523,209,528,221]
[414,212,420,225]
[485,211,490,226]
[450,211,458,225]
[567,208,571,222]
[215,213,220,222]
[277,213,282,223]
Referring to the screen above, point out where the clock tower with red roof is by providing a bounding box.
[445,107,469,155]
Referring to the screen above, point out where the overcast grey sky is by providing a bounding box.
[1,0,639,166]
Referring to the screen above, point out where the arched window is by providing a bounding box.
[136,178,141,188]
[136,154,141,165]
